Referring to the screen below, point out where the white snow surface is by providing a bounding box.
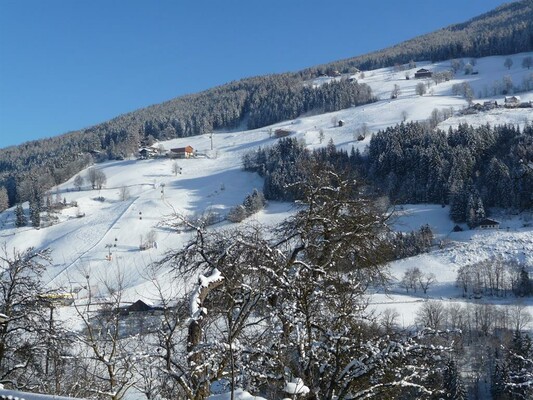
[283,378,310,395]
[0,52,532,398]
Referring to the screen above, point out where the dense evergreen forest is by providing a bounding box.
[243,121,533,225]
[1,0,532,210]
[368,122,533,223]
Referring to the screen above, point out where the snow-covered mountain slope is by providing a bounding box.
[1,52,532,325]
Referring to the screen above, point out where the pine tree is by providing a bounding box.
[15,204,27,227]
[449,189,467,223]
[243,189,266,214]
[503,331,533,399]
[443,359,467,400]
[515,266,532,297]
[466,189,485,228]
[491,360,507,400]
[29,198,41,228]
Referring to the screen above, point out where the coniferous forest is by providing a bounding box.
[243,121,533,224]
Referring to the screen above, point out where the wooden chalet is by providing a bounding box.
[414,68,432,79]
[118,299,164,316]
[478,218,500,230]
[504,96,521,107]
[169,145,194,159]
[139,147,158,159]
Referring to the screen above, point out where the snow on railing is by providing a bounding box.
[0,388,84,400]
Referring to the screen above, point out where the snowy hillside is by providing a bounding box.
[1,52,533,326]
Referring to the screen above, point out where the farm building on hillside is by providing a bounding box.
[118,299,164,316]
[478,218,500,230]
[275,129,293,138]
[414,68,432,79]
[504,96,521,106]
[139,147,158,159]
[169,146,194,158]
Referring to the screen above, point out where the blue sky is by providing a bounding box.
[0,0,512,149]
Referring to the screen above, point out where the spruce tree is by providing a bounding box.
[15,204,27,227]
[504,331,533,399]
[29,198,41,228]
[465,188,485,228]
[443,358,467,400]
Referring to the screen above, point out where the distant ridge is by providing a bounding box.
[299,0,533,77]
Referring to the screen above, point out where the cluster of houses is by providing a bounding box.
[464,95,532,114]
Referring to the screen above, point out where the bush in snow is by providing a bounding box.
[227,189,266,223]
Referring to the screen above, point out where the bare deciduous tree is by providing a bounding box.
[418,272,437,294]
[87,168,107,190]
[416,82,427,96]
[416,300,446,330]
[70,269,137,400]
[171,161,182,176]
[73,175,84,191]
[119,186,130,201]
[391,84,401,99]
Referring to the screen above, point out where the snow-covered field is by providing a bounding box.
[1,53,532,395]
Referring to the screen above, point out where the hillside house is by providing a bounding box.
[338,119,345,127]
[414,68,432,79]
[127,299,157,312]
[118,299,164,316]
[139,147,158,159]
[478,218,500,230]
[275,129,292,138]
[169,145,194,159]
[504,96,521,107]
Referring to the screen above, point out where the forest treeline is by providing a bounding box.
[1,0,533,209]
[297,0,533,78]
